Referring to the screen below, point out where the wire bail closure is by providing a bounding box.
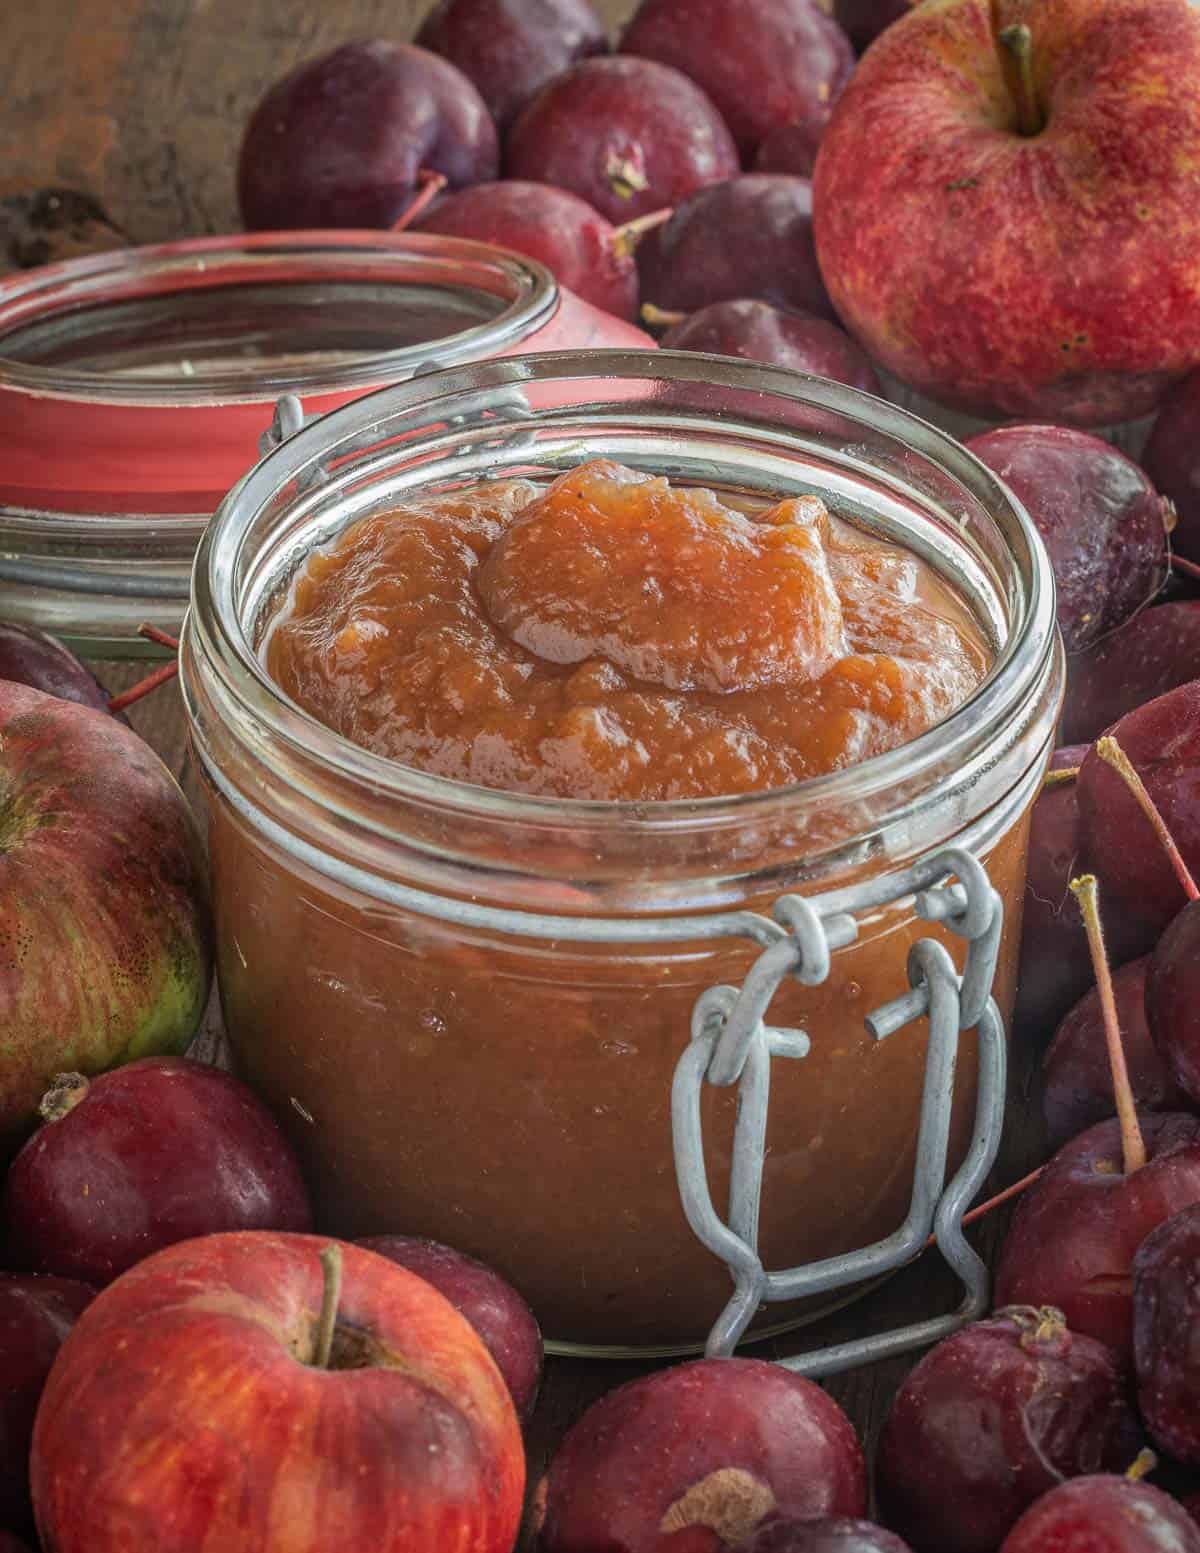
[672,846,1006,1376]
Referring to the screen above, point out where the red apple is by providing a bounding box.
[0,1274,94,1535]
[0,623,111,715]
[356,1234,542,1421]
[813,0,1200,425]
[31,1232,524,1553]
[4,1058,312,1285]
[0,684,212,1146]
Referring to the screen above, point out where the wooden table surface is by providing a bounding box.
[2,0,1047,1538]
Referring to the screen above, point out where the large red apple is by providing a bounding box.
[0,1274,94,1535]
[31,1233,524,1553]
[0,683,212,1147]
[813,0,1200,425]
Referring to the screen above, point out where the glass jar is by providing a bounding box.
[0,232,647,654]
[181,350,1062,1356]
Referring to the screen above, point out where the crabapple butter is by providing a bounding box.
[209,458,1019,1348]
[266,460,987,800]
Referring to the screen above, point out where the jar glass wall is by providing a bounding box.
[181,351,1062,1354]
[0,233,644,652]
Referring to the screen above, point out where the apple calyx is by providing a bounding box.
[604,150,650,201]
[997,23,1045,137]
[659,1467,777,1545]
[38,1072,91,1125]
[1069,874,1147,1177]
[312,1242,344,1369]
[1002,1304,1068,1349]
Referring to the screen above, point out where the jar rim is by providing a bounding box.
[185,348,1059,832]
[0,230,559,407]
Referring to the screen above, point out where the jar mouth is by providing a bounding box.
[0,231,558,407]
[187,349,1058,833]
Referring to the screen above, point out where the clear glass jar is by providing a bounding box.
[0,232,647,653]
[181,350,1062,1356]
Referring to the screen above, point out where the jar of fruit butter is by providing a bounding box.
[0,232,646,653]
[180,351,1062,1356]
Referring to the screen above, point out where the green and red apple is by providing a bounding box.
[0,683,212,1146]
[813,0,1200,424]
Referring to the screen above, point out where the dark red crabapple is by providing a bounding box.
[534,1358,865,1552]
[1147,899,1200,1105]
[1062,602,1200,746]
[741,1520,913,1553]
[660,300,880,392]
[356,1234,542,1421]
[505,57,738,226]
[1143,367,1200,563]
[0,623,111,715]
[994,1112,1200,1359]
[416,0,607,131]
[832,0,913,51]
[754,121,824,177]
[964,426,1171,654]
[2,1058,312,1286]
[1077,686,1200,954]
[1013,746,1094,1040]
[637,176,832,319]
[415,180,639,320]
[1042,958,1191,1148]
[238,42,498,230]
[1133,1205,1200,1466]
[998,1476,1200,1553]
[0,1274,95,1533]
[619,0,854,161]
[875,1306,1142,1553]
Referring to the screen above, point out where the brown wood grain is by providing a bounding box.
[10,0,1048,1535]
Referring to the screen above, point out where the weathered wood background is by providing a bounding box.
[1,2,1048,1540]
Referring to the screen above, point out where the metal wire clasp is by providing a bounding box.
[672,846,1007,1376]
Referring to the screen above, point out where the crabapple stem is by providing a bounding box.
[137,622,180,652]
[610,206,673,260]
[640,302,688,330]
[998,24,1045,137]
[107,660,179,712]
[391,170,448,233]
[314,1244,343,1369]
[1070,874,1147,1176]
[1096,736,1200,902]
[1172,552,1200,583]
[1042,765,1079,791]
[922,1164,1044,1250]
[1125,1449,1158,1481]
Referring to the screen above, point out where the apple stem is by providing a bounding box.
[1096,736,1200,902]
[313,1243,343,1370]
[391,170,448,234]
[640,302,689,331]
[1070,873,1147,1176]
[1125,1449,1158,1482]
[137,622,180,652]
[107,660,179,713]
[1172,551,1200,584]
[610,206,673,261]
[1042,765,1079,791]
[921,1163,1044,1250]
[998,24,1045,137]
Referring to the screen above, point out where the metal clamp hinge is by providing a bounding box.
[672,845,1006,1377]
